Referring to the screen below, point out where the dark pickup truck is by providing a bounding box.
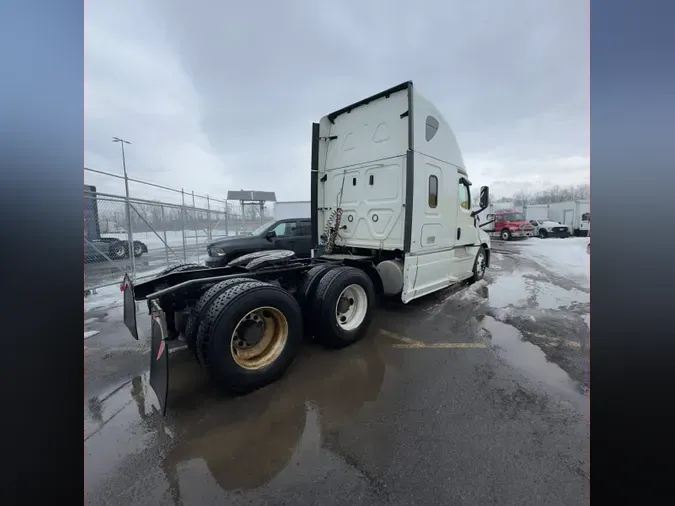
[205,218,312,267]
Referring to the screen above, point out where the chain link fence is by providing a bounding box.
[84,168,271,293]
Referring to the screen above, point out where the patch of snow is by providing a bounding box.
[534,281,588,310]
[84,317,99,325]
[85,265,175,312]
[85,284,124,312]
[488,268,587,311]
[492,306,518,321]
[458,279,488,300]
[487,272,530,308]
[103,228,235,252]
[516,237,589,287]
[84,330,100,340]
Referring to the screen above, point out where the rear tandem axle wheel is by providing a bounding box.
[230,307,288,370]
[174,263,378,394]
[309,266,376,349]
[195,281,304,394]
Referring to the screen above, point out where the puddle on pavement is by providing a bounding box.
[487,273,530,308]
[85,333,402,503]
[482,316,587,413]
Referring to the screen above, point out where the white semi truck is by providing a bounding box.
[122,81,492,413]
[548,199,590,236]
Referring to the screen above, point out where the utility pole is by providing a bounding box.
[113,136,136,278]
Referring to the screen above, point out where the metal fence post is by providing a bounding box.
[123,171,136,278]
[192,190,199,262]
[206,196,212,242]
[181,189,187,262]
[161,204,169,267]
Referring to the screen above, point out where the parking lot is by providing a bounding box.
[84,238,589,505]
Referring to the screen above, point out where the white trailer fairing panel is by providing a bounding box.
[317,86,409,250]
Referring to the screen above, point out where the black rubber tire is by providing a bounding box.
[184,278,252,359]
[133,241,144,258]
[470,246,487,283]
[310,266,376,349]
[538,229,548,239]
[109,241,126,260]
[296,264,334,308]
[500,229,512,241]
[295,264,335,339]
[196,281,304,394]
[195,282,273,365]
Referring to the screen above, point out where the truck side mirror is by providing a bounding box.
[471,186,490,217]
[479,186,489,209]
[265,231,277,240]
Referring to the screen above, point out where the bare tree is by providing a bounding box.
[492,183,590,206]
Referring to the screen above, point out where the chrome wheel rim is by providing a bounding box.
[335,284,368,331]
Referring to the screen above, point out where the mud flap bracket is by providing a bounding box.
[149,301,170,416]
[122,273,139,340]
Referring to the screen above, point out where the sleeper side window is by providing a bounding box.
[428,175,438,208]
[425,115,440,141]
[458,181,471,210]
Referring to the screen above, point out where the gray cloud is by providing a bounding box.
[85,0,588,202]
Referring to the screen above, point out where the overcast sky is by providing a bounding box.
[85,0,588,204]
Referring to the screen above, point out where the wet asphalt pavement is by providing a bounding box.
[84,240,590,505]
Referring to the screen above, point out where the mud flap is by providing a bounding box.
[122,273,138,340]
[150,308,170,416]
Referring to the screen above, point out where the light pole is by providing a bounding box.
[113,137,136,277]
